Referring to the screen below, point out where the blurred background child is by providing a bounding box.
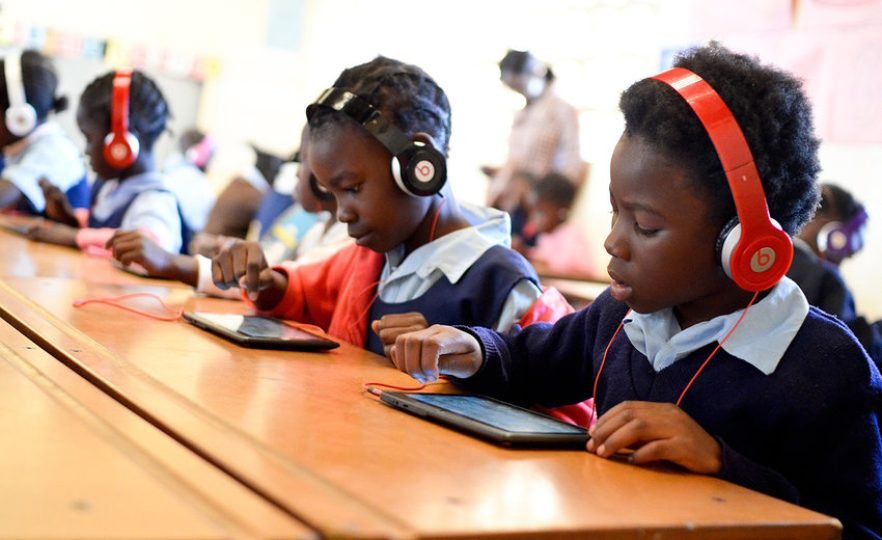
[0,49,87,217]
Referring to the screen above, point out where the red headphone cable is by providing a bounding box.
[72,292,183,321]
[591,291,760,426]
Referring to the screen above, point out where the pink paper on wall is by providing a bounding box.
[798,0,882,29]
[692,0,794,35]
[824,27,882,143]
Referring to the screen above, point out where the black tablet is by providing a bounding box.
[183,311,339,351]
[379,391,589,448]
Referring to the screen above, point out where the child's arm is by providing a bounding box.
[39,178,79,227]
[26,220,78,247]
[106,230,199,286]
[586,401,723,474]
[0,180,26,209]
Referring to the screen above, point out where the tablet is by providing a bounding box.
[183,311,339,351]
[379,391,588,448]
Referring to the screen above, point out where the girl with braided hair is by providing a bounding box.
[29,70,188,255]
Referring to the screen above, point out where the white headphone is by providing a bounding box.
[4,51,37,137]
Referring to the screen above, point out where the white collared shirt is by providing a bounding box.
[2,121,86,211]
[378,202,541,331]
[623,277,810,375]
[92,172,182,253]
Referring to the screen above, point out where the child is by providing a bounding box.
[211,56,543,354]
[107,125,349,298]
[28,69,185,255]
[0,49,87,216]
[386,44,882,537]
[517,172,595,277]
[789,183,882,366]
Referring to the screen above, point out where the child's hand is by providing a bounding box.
[211,240,276,300]
[26,220,77,247]
[371,312,428,358]
[38,178,78,227]
[387,325,483,383]
[586,401,723,474]
[106,230,175,277]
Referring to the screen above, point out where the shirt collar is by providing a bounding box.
[383,202,511,284]
[622,277,809,375]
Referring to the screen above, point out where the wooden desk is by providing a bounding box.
[0,312,311,538]
[0,226,186,288]
[0,275,842,539]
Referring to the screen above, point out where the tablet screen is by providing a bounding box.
[404,393,586,434]
[193,313,317,340]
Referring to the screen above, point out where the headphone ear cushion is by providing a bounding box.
[391,141,447,197]
[818,220,850,261]
[5,102,37,137]
[103,131,140,169]
[716,217,741,279]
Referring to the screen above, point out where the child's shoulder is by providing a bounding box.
[784,306,881,391]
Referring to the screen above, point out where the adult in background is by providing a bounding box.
[483,49,585,234]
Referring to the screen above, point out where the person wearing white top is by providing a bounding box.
[0,50,85,214]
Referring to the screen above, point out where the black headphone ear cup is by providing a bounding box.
[392,141,447,197]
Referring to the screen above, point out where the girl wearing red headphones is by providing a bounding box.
[386,44,882,538]
[28,69,189,257]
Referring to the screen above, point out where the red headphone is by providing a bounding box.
[651,68,793,292]
[103,69,139,169]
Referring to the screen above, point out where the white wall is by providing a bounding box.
[3,0,881,318]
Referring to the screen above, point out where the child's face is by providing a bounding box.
[308,123,431,253]
[606,134,730,319]
[530,198,567,234]
[76,108,116,179]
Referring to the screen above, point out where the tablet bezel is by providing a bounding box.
[379,391,589,448]
[183,311,340,351]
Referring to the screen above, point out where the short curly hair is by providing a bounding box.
[307,56,451,155]
[619,42,820,235]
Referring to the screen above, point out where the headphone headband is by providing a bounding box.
[306,86,447,197]
[4,50,37,136]
[103,69,139,169]
[111,69,132,139]
[307,87,412,156]
[650,67,793,291]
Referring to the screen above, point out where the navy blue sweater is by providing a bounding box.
[459,290,882,539]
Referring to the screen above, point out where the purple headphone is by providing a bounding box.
[818,205,868,263]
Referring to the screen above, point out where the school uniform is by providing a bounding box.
[78,172,183,254]
[252,204,543,353]
[456,278,882,539]
[2,121,87,212]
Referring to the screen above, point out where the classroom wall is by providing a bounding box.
[2,0,881,318]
